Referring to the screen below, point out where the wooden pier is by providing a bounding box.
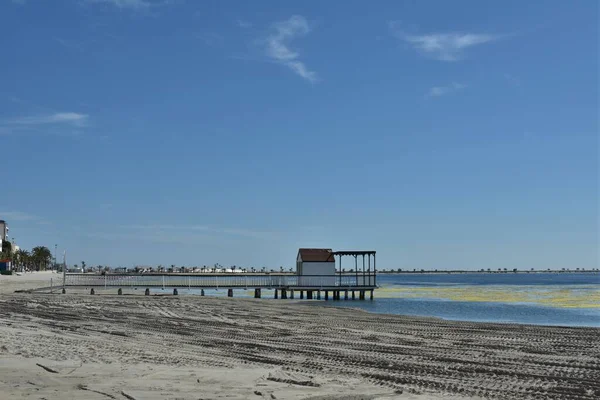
[60,272,377,300]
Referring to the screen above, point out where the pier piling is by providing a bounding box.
[274,289,278,299]
[227,288,233,297]
[90,288,95,295]
[281,289,288,299]
[145,288,150,296]
[200,289,205,296]
[254,288,261,298]
[173,288,178,296]
[317,291,321,300]
[300,291,304,299]
[290,290,295,299]
[118,288,122,295]
[370,290,374,300]
[325,291,329,301]
[344,290,348,300]
[359,290,365,300]
[352,291,355,300]
[307,291,313,300]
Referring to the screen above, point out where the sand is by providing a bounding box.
[0,270,60,294]
[0,273,598,399]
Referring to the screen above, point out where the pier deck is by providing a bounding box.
[61,273,377,292]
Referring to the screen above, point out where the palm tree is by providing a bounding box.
[0,241,12,260]
[81,261,86,272]
[13,249,29,272]
[31,246,52,271]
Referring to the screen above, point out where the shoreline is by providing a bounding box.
[378,270,599,275]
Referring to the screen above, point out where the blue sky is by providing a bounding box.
[1,0,597,270]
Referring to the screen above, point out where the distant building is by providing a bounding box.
[297,248,336,285]
[0,219,11,272]
[0,220,6,252]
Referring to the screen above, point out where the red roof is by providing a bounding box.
[298,248,335,262]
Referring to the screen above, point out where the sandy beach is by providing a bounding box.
[0,274,598,399]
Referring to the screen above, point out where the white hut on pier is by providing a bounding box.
[296,248,336,286]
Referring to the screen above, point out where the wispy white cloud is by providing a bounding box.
[1,112,89,136]
[196,32,224,48]
[121,224,209,231]
[265,15,317,83]
[0,211,48,225]
[8,112,89,127]
[120,224,272,239]
[389,23,498,61]
[0,211,39,221]
[237,19,252,29]
[86,0,150,9]
[427,82,467,98]
[86,0,174,10]
[54,37,84,51]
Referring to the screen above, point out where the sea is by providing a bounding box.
[155,272,599,327]
[327,272,600,327]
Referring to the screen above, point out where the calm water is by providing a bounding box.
[152,272,599,327]
[328,273,600,327]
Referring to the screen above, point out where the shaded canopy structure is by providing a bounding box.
[332,251,376,287]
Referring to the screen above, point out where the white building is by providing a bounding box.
[0,220,6,252]
[296,248,336,286]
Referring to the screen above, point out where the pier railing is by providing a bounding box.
[63,273,376,289]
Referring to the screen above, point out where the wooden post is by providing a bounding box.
[173,288,178,296]
[62,288,66,294]
[307,290,312,300]
[118,288,122,295]
[370,290,374,300]
[300,291,304,299]
[316,291,321,300]
[145,288,150,296]
[352,291,355,300]
[325,291,329,301]
[281,289,288,299]
[274,289,278,299]
[227,288,233,297]
[344,290,348,300]
[90,288,95,295]
[290,290,294,299]
[359,290,365,300]
[200,289,205,296]
[254,288,261,298]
